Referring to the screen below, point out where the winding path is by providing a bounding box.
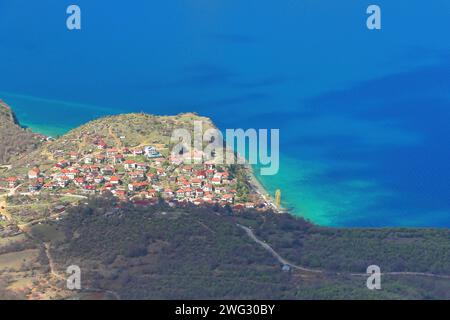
[43,242,121,300]
[108,126,122,149]
[238,224,322,273]
[237,224,450,280]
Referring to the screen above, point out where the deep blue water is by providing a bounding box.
[0,1,449,227]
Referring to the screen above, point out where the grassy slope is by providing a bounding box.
[8,112,216,171]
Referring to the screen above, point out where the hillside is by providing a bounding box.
[2,193,449,300]
[48,111,216,154]
[0,111,260,209]
[0,100,42,164]
[12,112,217,167]
[46,197,450,299]
[0,109,449,300]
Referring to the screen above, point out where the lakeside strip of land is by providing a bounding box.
[246,164,284,213]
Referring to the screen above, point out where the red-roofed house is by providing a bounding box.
[163,188,174,198]
[83,185,96,194]
[97,141,108,150]
[28,168,40,179]
[222,194,234,203]
[191,178,202,188]
[206,169,215,178]
[69,152,79,160]
[196,171,206,179]
[74,178,86,187]
[132,149,144,156]
[101,166,115,176]
[110,176,121,185]
[114,154,125,164]
[43,182,56,190]
[95,154,106,164]
[6,177,19,188]
[113,189,127,198]
[104,183,113,191]
[128,182,148,192]
[130,171,145,180]
[203,184,213,192]
[124,160,136,171]
[195,189,204,197]
[106,148,118,156]
[57,176,70,188]
[94,176,105,184]
[176,189,185,198]
[136,163,149,171]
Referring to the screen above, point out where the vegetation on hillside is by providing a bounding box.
[7,111,219,171]
[47,112,215,156]
[236,212,450,275]
[0,108,449,300]
[0,101,41,164]
[41,195,450,299]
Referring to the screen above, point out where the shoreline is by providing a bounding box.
[2,94,286,214]
[0,91,127,138]
[3,98,450,228]
[245,164,285,213]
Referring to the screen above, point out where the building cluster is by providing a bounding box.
[2,138,269,211]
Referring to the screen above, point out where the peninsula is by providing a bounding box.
[0,101,449,300]
[0,108,277,213]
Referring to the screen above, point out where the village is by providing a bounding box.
[0,134,271,213]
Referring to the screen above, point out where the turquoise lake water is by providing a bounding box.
[0,1,449,227]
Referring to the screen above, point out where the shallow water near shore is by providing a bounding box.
[1,1,449,227]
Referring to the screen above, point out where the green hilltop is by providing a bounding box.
[13,112,216,168]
